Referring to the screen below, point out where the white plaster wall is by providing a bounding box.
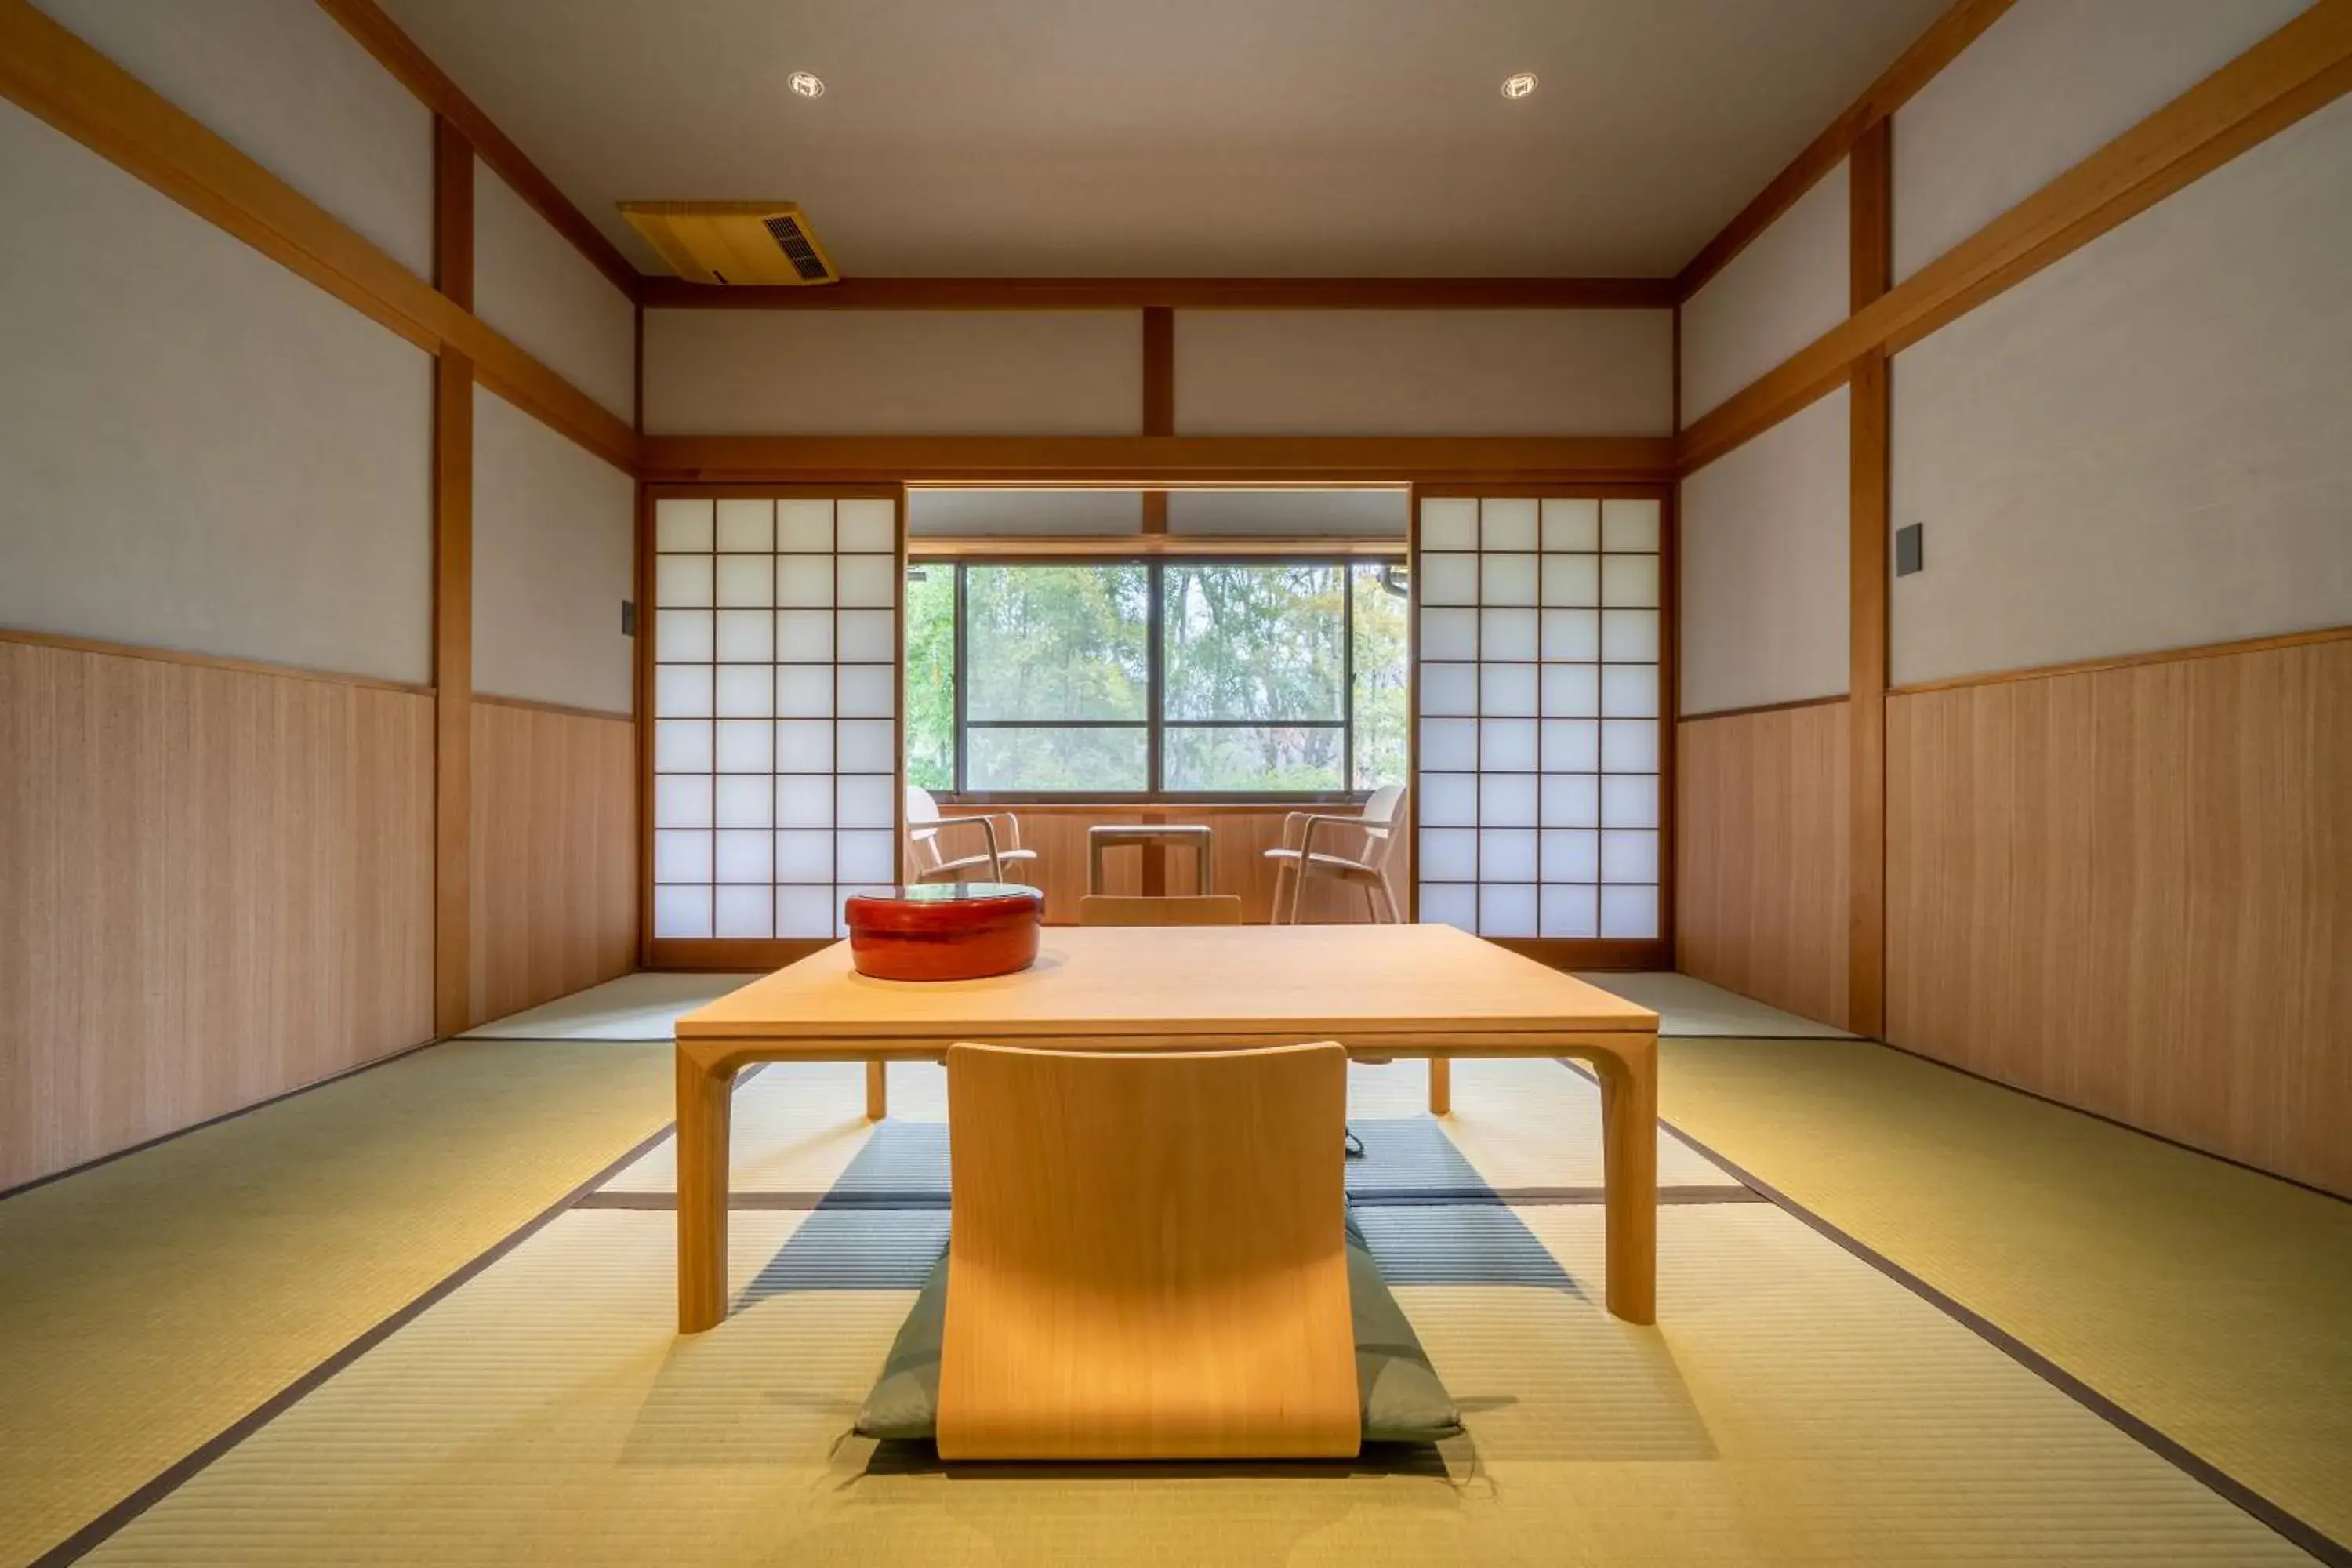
[474,161,639,423]
[644,310,1143,434]
[470,386,637,713]
[1174,310,1672,436]
[907,490,1144,536]
[1679,160,1849,425]
[1168,490,1408,536]
[1679,386,1851,715]
[0,103,432,682]
[33,0,434,278]
[1889,96,2352,685]
[1893,0,2312,281]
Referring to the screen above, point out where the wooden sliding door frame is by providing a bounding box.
[1410,481,1679,974]
[637,481,907,973]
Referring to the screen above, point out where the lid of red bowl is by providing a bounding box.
[843,883,1044,933]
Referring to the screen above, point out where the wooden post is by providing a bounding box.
[431,115,474,1036]
[1848,118,1893,1039]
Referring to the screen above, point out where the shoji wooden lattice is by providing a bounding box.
[650,495,902,939]
[1415,496,1662,938]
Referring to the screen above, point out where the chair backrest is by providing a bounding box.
[937,1040,1358,1461]
[1356,783,1407,869]
[1077,894,1245,927]
[904,786,945,872]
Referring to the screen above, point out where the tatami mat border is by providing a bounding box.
[20,1099,703,1567]
[1556,1059,2352,1568]
[30,1055,2346,1566]
[0,1033,452,1203]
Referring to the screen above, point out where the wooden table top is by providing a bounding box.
[677,923,1657,1051]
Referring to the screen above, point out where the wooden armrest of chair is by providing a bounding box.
[933,815,1007,879]
[1294,813,1370,865]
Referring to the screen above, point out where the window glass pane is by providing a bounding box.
[1164,725,1343,793]
[1351,563,1409,791]
[902,564,956,791]
[966,565,1148,722]
[1163,564,1342,723]
[968,725,1149,792]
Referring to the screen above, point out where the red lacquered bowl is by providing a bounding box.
[844,883,1044,982]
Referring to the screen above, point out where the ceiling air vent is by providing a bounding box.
[618,201,841,286]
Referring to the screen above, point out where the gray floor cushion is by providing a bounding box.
[856,1206,1464,1446]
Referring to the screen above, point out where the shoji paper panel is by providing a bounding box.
[651,495,902,939]
[1417,496,1663,938]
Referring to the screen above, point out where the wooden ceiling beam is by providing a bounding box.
[637,276,1677,311]
[640,434,1675,486]
[316,0,646,302]
[1677,0,2352,474]
[1675,0,2016,303]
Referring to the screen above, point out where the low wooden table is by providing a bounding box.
[1087,822,1214,894]
[673,924,1660,1334]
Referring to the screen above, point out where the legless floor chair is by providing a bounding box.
[854,1041,1461,1460]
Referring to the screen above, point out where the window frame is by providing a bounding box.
[913,552,1406,805]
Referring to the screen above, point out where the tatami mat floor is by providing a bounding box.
[0,1040,676,1566]
[6,967,2344,1566]
[1658,1035,2352,1551]
[64,1072,2305,1561]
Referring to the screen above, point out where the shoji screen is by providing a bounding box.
[650,491,903,944]
[1415,494,1665,942]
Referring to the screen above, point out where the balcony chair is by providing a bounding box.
[905,786,1038,885]
[1264,783,1407,924]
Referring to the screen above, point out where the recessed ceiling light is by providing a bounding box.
[1501,72,1537,100]
[789,71,825,99]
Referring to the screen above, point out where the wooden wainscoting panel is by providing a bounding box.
[0,638,434,1189]
[468,701,636,1027]
[1675,699,1852,1029]
[1885,640,2351,1196]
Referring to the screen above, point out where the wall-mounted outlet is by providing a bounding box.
[1895,523,1925,577]
[621,599,637,635]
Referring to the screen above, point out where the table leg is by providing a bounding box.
[1088,837,1106,895]
[866,1058,887,1120]
[677,1050,735,1334]
[1196,836,1214,894]
[1428,1058,1451,1116]
[1592,1039,1658,1325]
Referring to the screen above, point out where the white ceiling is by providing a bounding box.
[376,0,1947,278]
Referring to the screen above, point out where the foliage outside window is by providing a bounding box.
[905,559,1406,798]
